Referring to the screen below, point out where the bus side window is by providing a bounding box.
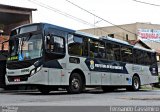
[89,39,99,58]
[47,35,65,54]
[121,46,133,63]
[99,41,105,59]
[83,37,89,57]
[134,49,143,65]
[107,43,121,61]
[143,52,151,65]
[68,34,83,56]
[151,53,157,64]
[106,43,115,60]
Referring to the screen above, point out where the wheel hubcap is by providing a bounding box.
[72,78,79,89]
[134,79,139,89]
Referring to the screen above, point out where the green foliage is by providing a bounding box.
[153,75,160,88]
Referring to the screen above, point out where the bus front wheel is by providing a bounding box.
[67,73,83,94]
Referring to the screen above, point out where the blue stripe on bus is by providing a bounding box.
[85,58,129,74]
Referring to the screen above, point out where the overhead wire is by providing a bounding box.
[132,0,160,7]
[65,0,160,43]
[27,0,125,38]
[28,0,160,43]
[28,0,95,28]
[65,0,136,35]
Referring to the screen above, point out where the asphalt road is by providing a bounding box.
[0,89,160,106]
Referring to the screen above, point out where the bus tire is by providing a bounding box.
[127,76,140,91]
[38,86,51,94]
[67,73,83,94]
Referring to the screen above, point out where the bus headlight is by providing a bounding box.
[30,66,42,76]
[36,66,42,72]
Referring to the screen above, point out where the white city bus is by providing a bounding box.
[5,23,159,94]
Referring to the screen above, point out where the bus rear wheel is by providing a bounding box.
[67,73,83,94]
[127,76,140,91]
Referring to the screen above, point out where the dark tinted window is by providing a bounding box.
[106,43,115,60]
[106,42,121,61]
[83,37,89,56]
[151,53,156,64]
[121,46,133,63]
[143,52,151,65]
[112,44,121,61]
[134,49,143,64]
[68,34,83,56]
[98,41,106,59]
[48,35,65,53]
[89,39,99,58]
[89,39,105,59]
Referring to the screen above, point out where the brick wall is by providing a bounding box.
[0,36,9,50]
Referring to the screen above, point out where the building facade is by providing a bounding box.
[0,4,36,88]
[80,22,160,56]
[0,4,36,35]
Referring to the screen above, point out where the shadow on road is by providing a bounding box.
[0,88,153,96]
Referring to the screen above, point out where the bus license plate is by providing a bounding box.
[14,78,20,82]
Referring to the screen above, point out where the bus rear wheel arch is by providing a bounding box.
[67,72,84,94]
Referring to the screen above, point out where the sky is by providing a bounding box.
[1,0,160,30]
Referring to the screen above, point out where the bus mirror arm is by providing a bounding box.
[45,35,51,49]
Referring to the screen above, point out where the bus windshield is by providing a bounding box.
[8,33,42,61]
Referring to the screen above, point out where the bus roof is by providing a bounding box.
[100,36,131,46]
[100,36,155,53]
[11,23,155,53]
[43,23,75,33]
[11,22,75,33]
[133,46,155,52]
[75,31,99,39]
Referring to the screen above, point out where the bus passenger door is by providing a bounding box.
[44,33,66,85]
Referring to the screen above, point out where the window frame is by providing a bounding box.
[106,41,121,61]
[88,38,106,59]
[68,34,84,56]
[121,45,133,63]
[47,35,65,54]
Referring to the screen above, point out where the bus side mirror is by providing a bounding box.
[45,35,51,50]
[45,34,55,52]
